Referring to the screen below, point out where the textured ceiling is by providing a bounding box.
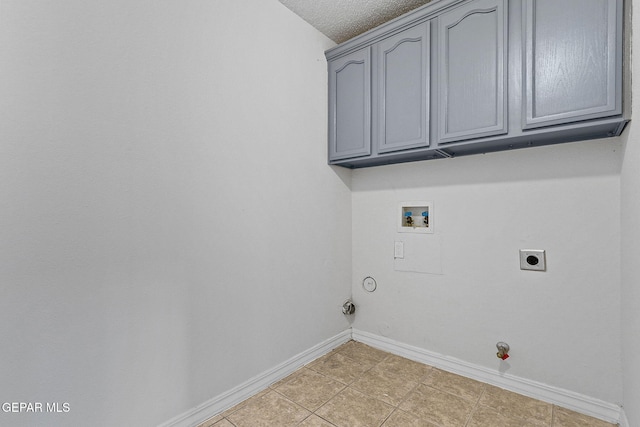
[278,0,432,43]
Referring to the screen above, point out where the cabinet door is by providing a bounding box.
[523,0,621,129]
[376,22,430,154]
[438,0,508,144]
[328,48,371,161]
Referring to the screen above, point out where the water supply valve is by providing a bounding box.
[404,211,414,227]
[398,202,433,233]
[496,342,510,360]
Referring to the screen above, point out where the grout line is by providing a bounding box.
[395,367,431,410]
[464,385,487,427]
[378,407,396,426]
[311,412,339,427]
[221,417,236,427]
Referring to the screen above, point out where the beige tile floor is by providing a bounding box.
[197,341,618,427]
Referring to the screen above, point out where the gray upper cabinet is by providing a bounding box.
[375,22,431,154]
[325,0,627,168]
[328,47,371,161]
[523,0,621,129]
[438,0,508,144]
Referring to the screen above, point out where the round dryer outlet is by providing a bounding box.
[363,276,377,292]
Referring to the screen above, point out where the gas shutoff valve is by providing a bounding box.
[496,342,510,360]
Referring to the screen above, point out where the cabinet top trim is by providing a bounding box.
[325,0,469,60]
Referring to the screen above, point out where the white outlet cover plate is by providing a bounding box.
[394,241,404,259]
[520,249,546,271]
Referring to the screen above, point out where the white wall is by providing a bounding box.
[351,138,623,404]
[1,0,634,425]
[0,1,351,426]
[621,0,640,424]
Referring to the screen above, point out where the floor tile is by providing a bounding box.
[552,406,617,427]
[376,353,432,382]
[351,365,420,406]
[315,387,395,427]
[298,414,338,426]
[275,368,346,411]
[206,342,613,427]
[306,348,340,369]
[479,385,552,426]
[221,388,270,417]
[196,414,223,427]
[381,409,436,427]
[225,390,311,427]
[336,341,389,368]
[270,369,302,390]
[467,404,528,427]
[424,368,485,402]
[400,383,476,427]
[307,351,370,385]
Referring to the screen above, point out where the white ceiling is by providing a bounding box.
[278,0,432,43]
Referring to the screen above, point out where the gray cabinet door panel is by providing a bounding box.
[329,48,371,161]
[325,0,626,168]
[438,0,508,144]
[523,0,620,129]
[376,22,430,154]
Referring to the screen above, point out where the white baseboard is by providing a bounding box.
[159,329,352,427]
[352,329,623,425]
[161,328,624,427]
[619,409,629,427]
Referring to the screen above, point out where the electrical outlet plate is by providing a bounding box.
[520,249,546,271]
[394,241,404,259]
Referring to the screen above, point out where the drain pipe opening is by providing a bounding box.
[342,299,355,315]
